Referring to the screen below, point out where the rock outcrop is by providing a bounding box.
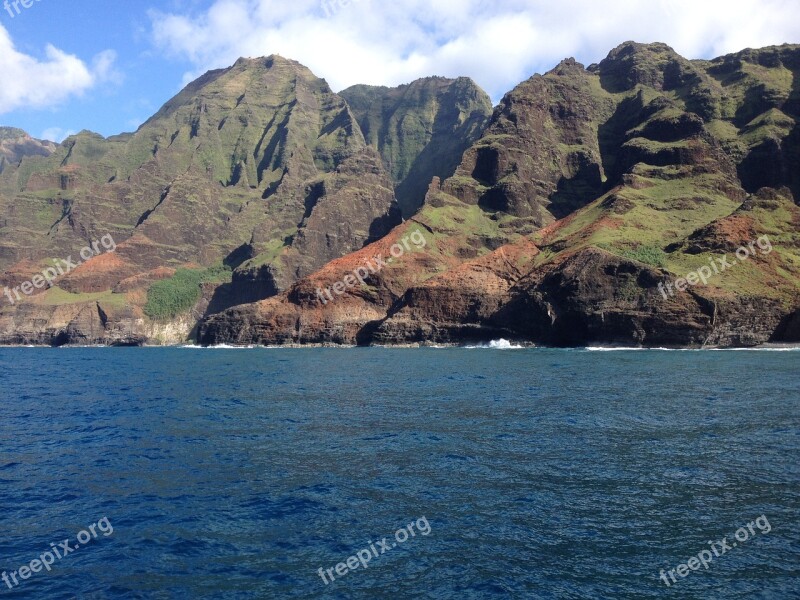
[200,43,800,348]
[341,77,493,216]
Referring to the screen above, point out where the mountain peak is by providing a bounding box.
[0,127,57,173]
[594,40,698,92]
[233,54,306,71]
[609,41,677,56]
[0,126,29,141]
[547,57,586,76]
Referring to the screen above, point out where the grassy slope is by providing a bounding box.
[397,43,800,312]
[0,55,392,323]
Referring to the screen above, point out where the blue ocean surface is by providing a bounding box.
[0,347,798,599]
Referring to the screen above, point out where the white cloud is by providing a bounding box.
[150,0,800,101]
[92,49,123,86]
[0,25,119,114]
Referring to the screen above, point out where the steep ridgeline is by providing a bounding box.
[0,56,401,345]
[0,127,57,175]
[341,78,493,216]
[200,42,800,348]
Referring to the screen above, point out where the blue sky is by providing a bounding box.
[0,0,195,140]
[2,0,799,142]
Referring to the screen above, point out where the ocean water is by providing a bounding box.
[0,347,798,599]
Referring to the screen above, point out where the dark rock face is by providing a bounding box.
[200,43,800,349]
[0,301,146,347]
[341,77,492,216]
[380,247,788,348]
[775,309,800,341]
[437,57,614,225]
[199,234,793,348]
[593,42,706,94]
[229,146,400,298]
[494,249,788,348]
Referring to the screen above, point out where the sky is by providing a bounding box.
[1,0,799,142]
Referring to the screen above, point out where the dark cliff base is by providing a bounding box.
[195,243,800,349]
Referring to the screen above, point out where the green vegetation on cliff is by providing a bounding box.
[144,265,231,320]
[341,77,492,216]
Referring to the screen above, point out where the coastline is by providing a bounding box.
[3,340,799,350]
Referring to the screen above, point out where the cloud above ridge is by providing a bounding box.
[150,0,800,100]
[0,25,118,114]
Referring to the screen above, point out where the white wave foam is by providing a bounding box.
[465,339,525,349]
[586,346,652,351]
[186,344,258,349]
